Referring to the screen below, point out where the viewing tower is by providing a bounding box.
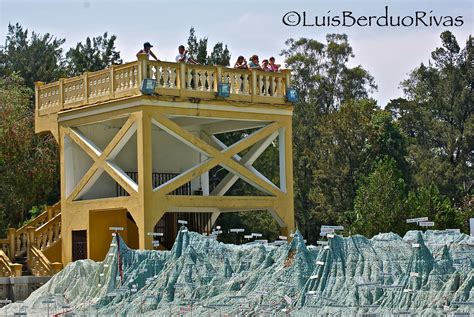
[34,54,295,264]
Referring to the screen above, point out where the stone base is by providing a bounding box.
[0,276,51,301]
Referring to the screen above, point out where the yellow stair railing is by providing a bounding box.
[0,203,62,277]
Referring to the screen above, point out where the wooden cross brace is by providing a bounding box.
[151,112,283,197]
[63,114,138,202]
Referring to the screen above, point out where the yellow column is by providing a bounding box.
[136,109,156,249]
[7,228,16,262]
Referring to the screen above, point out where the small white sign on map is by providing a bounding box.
[320,228,335,234]
[470,218,474,237]
[317,241,329,245]
[278,236,288,240]
[284,295,292,305]
[252,233,263,238]
[406,217,428,224]
[178,220,188,225]
[321,225,344,231]
[147,232,164,236]
[230,228,245,233]
[327,233,335,239]
[152,241,160,247]
[109,227,124,231]
[244,235,253,239]
[419,221,434,227]
[412,243,420,248]
[446,229,461,233]
[316,261,325,266]
[216,226,221,230]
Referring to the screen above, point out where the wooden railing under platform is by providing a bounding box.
[35,56,292,117]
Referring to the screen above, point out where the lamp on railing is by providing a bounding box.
[286,88,298,103]
[217,83,230,98]
[140,79,157,95]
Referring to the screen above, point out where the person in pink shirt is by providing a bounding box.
[268,57,281,72]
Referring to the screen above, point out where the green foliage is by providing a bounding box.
[388,31,473,206]
[217,211,280,244]
[405,185,470,232]
[65,32,122,76]
[186,27,231,66]
[349,157,408,237]
[0,23,65,88]
[208,42,231,66]
[0,74,58,234]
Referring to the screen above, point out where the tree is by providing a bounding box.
[0,74,58,233]
[387,31,473,206]
[65,32,122,76]
[208,42,231,66]
[0,23,65,89]
[186,27,231,66]
[349,157,408,237]
[282,35,378,241]
[405,185,468,232]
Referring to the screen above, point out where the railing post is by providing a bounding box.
[11,263,22,277]
[7,228,16,261]
[251,70,257,97]
[283,69,291,90]
[109,65,115,98]
[58,78,64,108]
[179,63,186,89]
[216,66,222,91]
[137,53,148,81]
[34,81,45,116]
[26,226,36,264]
[83,72,89,104]
[47,206,53,221]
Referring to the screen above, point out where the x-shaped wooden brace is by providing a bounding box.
[151,112,283,197]
[64,114,138,202]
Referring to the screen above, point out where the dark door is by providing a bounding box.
[72,230,87,261]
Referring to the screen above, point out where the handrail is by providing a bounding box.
[0,250,22,277]
[35,56,292,116]
[29,246,62,276]
[34,213,61,251]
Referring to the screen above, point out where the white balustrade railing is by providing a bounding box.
[36,55,291,115]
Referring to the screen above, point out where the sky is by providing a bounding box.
[0,0,472,107]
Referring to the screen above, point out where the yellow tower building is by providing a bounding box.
[34,55,295,265]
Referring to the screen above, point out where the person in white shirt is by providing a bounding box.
[175,45,198,64]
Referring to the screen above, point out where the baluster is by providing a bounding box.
[258,75,264,95]
[155,66,162,87]
[16,236,21,254]
[236,75,242,94]
[187,70,193,89]
[243,74,249,94]
[133,67,138,87]
[129,70,134,88]
[276,77,282,97]
[21,234,27,252]
[199,70,206,91]
[264,76,270,96]
[54,223,60,241]
[119,73,124,90]
[168,67,175,88]
[163,67,170,88]
[193,69,199,90]
[229,75,235,94]
[206,71,212,91]
[47,227,53,247]
[269,76,275,96]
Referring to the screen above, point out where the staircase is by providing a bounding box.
[0,203,63,277]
